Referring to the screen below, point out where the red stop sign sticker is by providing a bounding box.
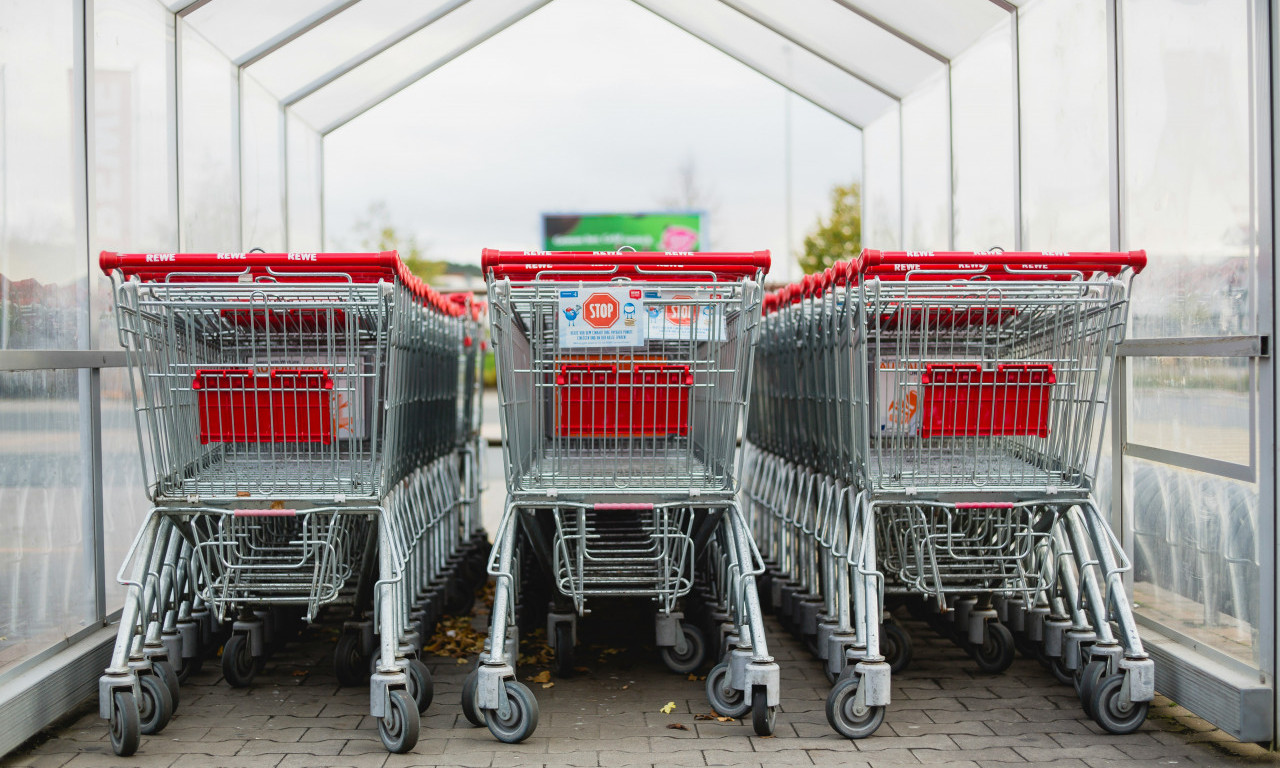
[583,292,620,328]
[665,295,697,326]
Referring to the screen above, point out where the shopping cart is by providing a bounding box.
[745,249,1152,738]
[468,249,780,742]
[97,251,472,756]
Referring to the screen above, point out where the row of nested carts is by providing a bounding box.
[96,246,1152,756]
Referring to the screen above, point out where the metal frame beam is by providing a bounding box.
[237,0,362,68]
[280,0,475,107]
[826,0,949,64]
[715,0,903,100]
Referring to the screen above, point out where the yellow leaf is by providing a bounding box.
[531,670,551,684]
[716,716,734,723]
[456,657,467,665]
[660,701,677,714]
[687,674,698,681]
[541,682,555,689]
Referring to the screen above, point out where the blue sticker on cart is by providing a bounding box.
[558,287,645,349]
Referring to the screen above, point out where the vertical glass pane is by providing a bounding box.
[1129,357,1251,466]
[1121,0,1256,337]
[179,24,240,251]
[287,113,322,250]
[950,19,1017,250]
[241,74,286,252]
[862,106,901,248]
[0,371,94,675]
[1018,0,1109,250]
[100,366,149,611]
[0,0,88,350]
[901,72,950,247]
[1127,456,1260,668]
[94,0,178,349]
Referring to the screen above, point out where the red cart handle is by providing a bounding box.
[482,249,770,282]
[99,251,465,317]
[855,249,1146,280]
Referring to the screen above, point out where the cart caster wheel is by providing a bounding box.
[751,686,776,736]
[109,691,140,757]
[484,680,539,743]
[1077,659,1108,718]
[334,632,370,686]
[825,675,885,739]
[972,622,1015,674]
[1046,654,1074,685]
[461,667,484,727]
[154,658,181,709]
[407,658,434,714]
[1014,633,1040,660]
[378,689,420,753]
[138,673,174,735]
[705,662,750,718]
[659,624,706,674]
[1091,673,1148,734]
[221,633,256,688]
[553,622,575,678]
[881,622,913,674]
[176,653,202,684]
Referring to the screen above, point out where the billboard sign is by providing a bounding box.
[542,212,703,252]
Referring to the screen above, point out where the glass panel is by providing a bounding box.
[286,113,322,250]
[579,0,896,133]
[862,106,901,248]
[1121,0,1257,338]
[950,19,1016,250]
[1129,357,1251,466]
[831,0,1007,60]
[901,72,949,247]
[0,0,88,350]
[100,366,150,612]
[179,24,240,251]
[185,0,340,64]
[0,371,94,675]
[241,74,286,251]
[246,0,464,101]
[1018,0,1109,250]
[94,0,179,350]
[724,0,944,97]
[1127,456,1260,668]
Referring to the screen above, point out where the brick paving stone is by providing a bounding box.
[887,721,995,737]
[384,752,495,767]
[170,757,285,768]
[0,755,75,768]
[60,754,178,768]
[276,756,388,768]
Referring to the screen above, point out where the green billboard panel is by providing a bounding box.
[542,212,703,252]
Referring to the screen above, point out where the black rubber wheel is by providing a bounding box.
[154,658,181,709]
[407,658,434,714]
[176,653,202,683]
[109,690,140,757]
[825,675,885,739]
[333,632,369,686]
[705,662,749,718]
[659,624,706,674]
[553,622,575,678]
[1014,632,1040,660]
[881,622,913,674]
[461,667,484,727]
[138,673,174,735]
[1047,654,1075,685]
[221,633,256,688]
[972,622,1015,674]
[751,686,776,736]
[1091,673,1149,734]
[1077,659,1108,719]
[378,689,420,753]
[485,680,539,743]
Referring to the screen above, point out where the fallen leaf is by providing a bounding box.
[716,716,734,723]
[621,684,629,690]
[573,666,590,673]
[530,670,551,684]
[687,673,698,681]
[541,682,555,689]
[694,713,716,721]
[660,701,677,714]
[291,670,308,677]
[666,723,688,731]
[456,658,468,665]
[758,733,775,739]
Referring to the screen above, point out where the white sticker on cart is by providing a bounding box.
[558,288,645,348]
[645,290,726,342]
[877,366,921,436]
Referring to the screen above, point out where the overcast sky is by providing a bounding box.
[322,0,862,283]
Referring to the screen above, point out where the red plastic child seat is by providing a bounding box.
[919,363,1055,439]
[193,368,335,444]
[556,363,693,438]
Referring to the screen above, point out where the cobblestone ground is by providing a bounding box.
[4,605,1276,768]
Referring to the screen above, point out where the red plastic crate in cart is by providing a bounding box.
[918,363,1055,439]
[193,368,335,444]
[556,363,693,438]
